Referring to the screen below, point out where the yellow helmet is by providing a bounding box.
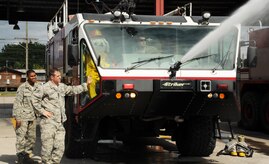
[90,29,102,37]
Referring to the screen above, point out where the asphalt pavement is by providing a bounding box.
[0,96,14,118]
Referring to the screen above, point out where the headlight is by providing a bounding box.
[113,10,121,17]
[202,11,211,19]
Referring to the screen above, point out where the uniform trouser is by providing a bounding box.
[40,118,65,164]
[15,120,36,155]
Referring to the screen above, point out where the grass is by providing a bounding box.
[0,92,16,97]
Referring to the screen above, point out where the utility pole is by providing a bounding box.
[15,21,38,71]
[26,21,28,71]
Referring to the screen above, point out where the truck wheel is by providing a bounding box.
[260,94,269,133]
[175,116,216,156]
[240,92,261,130]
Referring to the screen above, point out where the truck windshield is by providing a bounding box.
[84,24,238,70]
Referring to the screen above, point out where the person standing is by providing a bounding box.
[12,70,41,164]
[31,68,91,164]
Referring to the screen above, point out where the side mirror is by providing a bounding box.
[246,46,257,67]
[239,40,257,68]
[68,44,78,66]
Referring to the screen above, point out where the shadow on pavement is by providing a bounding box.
[0,154,17,164]
[245,138,269,156]
[0,104,13,118]
[83,138,218,164]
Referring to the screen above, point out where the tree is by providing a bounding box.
[0,42,45,69]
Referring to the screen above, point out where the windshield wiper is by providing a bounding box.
[168,54,212,79]
[125,55,174,72]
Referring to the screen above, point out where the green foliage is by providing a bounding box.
[0,42,45,69]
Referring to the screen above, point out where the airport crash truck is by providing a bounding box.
[238,27,269,133]
[46,0,241,158]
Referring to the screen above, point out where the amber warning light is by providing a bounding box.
[115,84,137,99]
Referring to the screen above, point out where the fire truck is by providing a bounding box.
[238,27,269,133]
[46,0,241,158]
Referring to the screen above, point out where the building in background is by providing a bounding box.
[0,68,45,91]
[0,67,22,91]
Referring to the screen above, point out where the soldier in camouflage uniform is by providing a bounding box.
[13,70,41,164]
[32,68,91,164]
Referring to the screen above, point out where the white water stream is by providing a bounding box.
[181,0,269,63]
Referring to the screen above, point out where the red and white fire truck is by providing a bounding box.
[46,0,241,158]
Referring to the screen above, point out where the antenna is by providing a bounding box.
[85,0,112,14]
[164,2,192,16]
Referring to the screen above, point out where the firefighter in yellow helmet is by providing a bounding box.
[82,29,110,98]
[90,29,110,68]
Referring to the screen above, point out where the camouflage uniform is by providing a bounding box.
[13,81,41,158]
[32,81,88,164]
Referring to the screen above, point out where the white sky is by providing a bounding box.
[0,20,48,50]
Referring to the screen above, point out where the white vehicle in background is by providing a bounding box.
[46,0,241,158]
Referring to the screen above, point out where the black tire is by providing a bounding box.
[175,116,216,156]
[240,92,261,130]
[260,94,269,133]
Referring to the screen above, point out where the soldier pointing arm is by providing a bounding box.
[31,68,91,164]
